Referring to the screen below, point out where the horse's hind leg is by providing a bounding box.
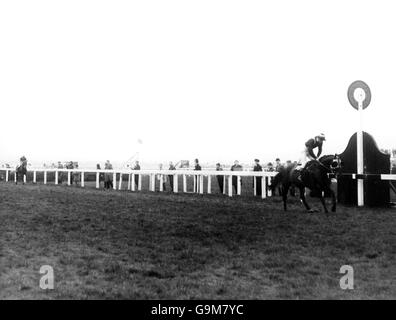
[282,183,290,211]
[299,186,311,211]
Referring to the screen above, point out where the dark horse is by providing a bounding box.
[271,155,341,213]
[15,162,28,185]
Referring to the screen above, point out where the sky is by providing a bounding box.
[0,0,395,166]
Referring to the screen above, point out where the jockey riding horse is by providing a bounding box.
[15,156,28,184]
[271,134,341,213]
[295,133,326,175]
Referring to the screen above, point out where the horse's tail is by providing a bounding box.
[270,170,284,191]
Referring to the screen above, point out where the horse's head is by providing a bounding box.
[318,154,342,173]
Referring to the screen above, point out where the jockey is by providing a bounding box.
[296,133,326,171]
[20,156,27,167]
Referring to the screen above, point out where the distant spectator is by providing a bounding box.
[157,163,167,191]
[66,161,74,184]
[57,161,64,184]
[132,161,141,189]
[73,163,80,186]
[194,159,202,192]
[97,164,104,187]
[275,158,282,172]
[104,160,113,189]
[253,159,262,196]
[230,160,243,194]
[194,159,201,171]
[266,162,274,172]
[168,161,176,191]
[216,163,224,194]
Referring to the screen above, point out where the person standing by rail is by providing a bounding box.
[216,163,224,194]
[230,160,243,194]
[253,159,262,196]
[194,159,202,192]
[132,161,141,189]
[168,161,176,191]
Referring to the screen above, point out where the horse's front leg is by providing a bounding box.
[319,191,329,213]
[327,186,336,212]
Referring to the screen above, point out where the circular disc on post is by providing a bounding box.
[347,80,371,110]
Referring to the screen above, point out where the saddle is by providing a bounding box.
[292,161,317,183]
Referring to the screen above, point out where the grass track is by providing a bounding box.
[0,182,395,299]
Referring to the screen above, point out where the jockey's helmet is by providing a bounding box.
[317,133,326,141]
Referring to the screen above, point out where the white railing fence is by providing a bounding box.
[0,168,278,198]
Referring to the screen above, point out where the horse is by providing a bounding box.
[15,163,28,185]
[271,155,341,213]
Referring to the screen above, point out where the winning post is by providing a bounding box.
[347,80,371,207]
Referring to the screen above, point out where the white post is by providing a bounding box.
[131,174,135,191]
[14,171,17,183]
[228,175,233,197]
[160,174,163,192]
[127,174,131,190]
[237,176,241,195]
[262,176,266,199]
[357,101,364,206]
[174,174,178,193]
[118,173,123,190]
[199,175,204,194]
[207,175,211,194]
[151,174,155,192]
[267,176,272,197]
[193,175,197,193]
[33,171,36,184]
[138,174,142,191]
[113,172,116,190]
[67,171,71,185]
[55,171,58,185]
[96,172,100,189]
[6,170,9,182]
[223,176,226,194]
[253,175,257,196]
[44,171,47,185]
[23,175,26,184]
[183,175,187,193]
[81,171,85,187]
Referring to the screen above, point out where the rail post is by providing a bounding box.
[262,175,266,199]
[138,174,142,191]
[131,174,135,191]
[228,175,232,197]
[174,174,178,193]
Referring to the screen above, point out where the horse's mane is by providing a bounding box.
[318,154,335,165]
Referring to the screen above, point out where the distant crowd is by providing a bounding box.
[1,157,302,195]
